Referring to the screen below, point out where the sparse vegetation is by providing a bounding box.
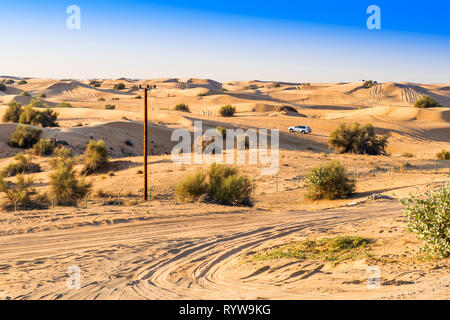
[18,80,27,85]
[0,174,48,209]
[363,80,375,89]
[31,139,56,156]
[401,182,449,258]
[19,105,58,127]
[329,122,388,155]
[38,93,47,98]
[97,97,105,101]
[436,149,450,160]
[3,79,14,84]
[8,125,42,149]
[176,163,254,206]
[82,140,109,175]
[175,103,190,112]
[414,95,441,108]
[0,153,41,177]
[56,102,72,108]
[252,236,371,265]
[29,99,47,108]
[2,101,23,123]
[21,91,30,96]
[304,160,355,200]
[105,104,116,110]
[402,152,414,158]
[114,83,126,90]
[50,155,92,206]
[218,105,236,117]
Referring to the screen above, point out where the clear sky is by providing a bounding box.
[0,0,449,83]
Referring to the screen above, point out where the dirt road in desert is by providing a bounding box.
[1,201,448,300]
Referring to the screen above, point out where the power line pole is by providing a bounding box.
[140,84,156,201]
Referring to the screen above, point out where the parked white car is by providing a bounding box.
[288,125,312,134]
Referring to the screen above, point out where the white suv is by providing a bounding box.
[288,125,312,134]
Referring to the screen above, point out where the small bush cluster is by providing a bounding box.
[18,80,27,85]
[31,139,56,156]
[218,105,236,117]
[105,104,116,110]
[436,149,450,160]
[304,160,355,200]
[175,103,190,112]
[414,95,441,108]
[0,153,41,177]
[89,80,102,87]
[363,80,375,88]
[8,125,42,149]
[2,79,14,84]
[114,83,125,90]
[2,101,23,123]
[50,149,92,206]
[401,182,449,258]
[176,163,254,206]
[82,140,109,175]
[329,122,388,155]
[3,101,58,127]
[0,174,48,209]
[56,102,72,108]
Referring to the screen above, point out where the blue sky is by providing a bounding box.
[0,0,449,83]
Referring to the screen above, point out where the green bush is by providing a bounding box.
[56,102,72,108]
[29,99,47,108]
[175,103,190,112]
[50,157,92,206]
[31,139,56,156]
[82,140,109,174]
[414,95,441,108]
[19,105,58,127]
[304,160,355,200]
[18,80,27,85]
[38,93,47,98]
[114,83,125,90]
[0,83,6,91]
[436,149,450,160]
[3,79,14,84]
[0,174,47,209]
[401,183,449,258]
[363,80,374,88]
[8,125,42,148]
[2,101,23,123]
[0,153,41,177]
[176,171,208,202]
[89,80,101,87]
[329,122,388,155]
[21,91,30,96]
[218,105,236,117]
[105,104,116,110]
[176,163,254,206]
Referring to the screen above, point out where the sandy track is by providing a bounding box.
[1,201,424,300]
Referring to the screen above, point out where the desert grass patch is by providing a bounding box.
[252,236,371,265]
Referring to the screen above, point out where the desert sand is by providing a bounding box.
[0,77,449,300]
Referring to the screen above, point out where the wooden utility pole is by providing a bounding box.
[143,87,148,201]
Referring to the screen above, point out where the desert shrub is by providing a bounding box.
[363,80,374,88]
[114,83,125,90]
[329,122,388,155]
[2,101,23,123]
[89,80,101,87]
[176,171,208,202]
[0,83,6,91]
[176,163,254,206]
[56,102,72,108]
[134,95,142,99]
[304,160,355,200]
[175,103,190,112]
[273,82,281,88]
[29,99,47,108]
[18,80,27,85]
[8,125,42,148]
[97,97,105,101]
[0,153,40,177]
[436,149,450,160]
[414,95,441,108]
[218,105,236,117]
[402,152,414,158]
[82,140,109,174]
[0,174,47,209]
[19,105,58,127]
[50,157,91,206]
[38,93,47,98]
[3,79,14,84]
[105,104,116,110]
[401,183,449,258]
[31,139,56,156]
[21,91,30,96]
